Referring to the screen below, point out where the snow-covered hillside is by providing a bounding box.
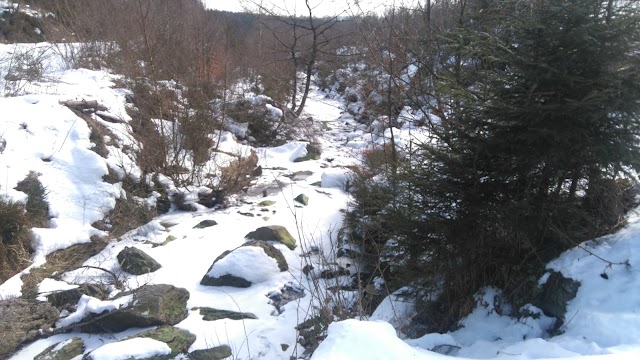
[1,44,640,360]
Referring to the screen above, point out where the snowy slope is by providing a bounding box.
[2,43,640,360]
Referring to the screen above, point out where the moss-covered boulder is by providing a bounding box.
[294,194,309,206]
[245,225,296,250]
[196,307,258,321]
[117,246,162,275]
[193,219,218,229]
[189,345,232,360]
[0,299,60,359]
[81,284,189,333]
[133,326,196,358]
[200,241,288,287]
[35,337,84,360]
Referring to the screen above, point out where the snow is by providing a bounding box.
[3,40,640,360]
[37,278,78,301]
[56,294,133,328]
[87,337,171,360]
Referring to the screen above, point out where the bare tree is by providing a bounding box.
[250,0,344,116]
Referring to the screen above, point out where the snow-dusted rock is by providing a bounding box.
[79,284,189,333]
[200,240,288,288]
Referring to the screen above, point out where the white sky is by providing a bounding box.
[203,0,408,16]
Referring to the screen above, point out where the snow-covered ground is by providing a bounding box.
[1,44,640,360]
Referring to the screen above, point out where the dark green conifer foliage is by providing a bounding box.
[379,0,640,332]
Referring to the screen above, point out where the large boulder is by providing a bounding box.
[0,299,60,359]
[117,246,162,275]
[200,241,288,288]
[35,337,84,360]
[133,326,196,358]
[245,225,297,250]
[80,284,189,333]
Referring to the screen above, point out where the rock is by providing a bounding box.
[189,345,232,360]
[267,282,306,314]
[294,194,309,206]
[293,143,321,162]
[200,241,288,288]
[238,211,255,217]
[47,283,108,312]
[0,299,60,358]
[245,225,296,250]
[117,246,162,275]
[535,271,580,322]
[201,274,252,288]
[133,326,196,358]
[193,219,218,229]
[198,190,223,208]
[80,284,189,333]
[82,338,171,360]
[258,200,276,207]
[286,171,313,181]
[196,307,258,321]
[35,337,84,360]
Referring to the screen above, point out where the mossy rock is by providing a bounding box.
[35,337,84,360]
[293,143,321,162]
[245,225,296,250]
[117,246,162,275]
[80,284,189,333]
[294,194,309,206]
[258,200,276,207]
[193,219,218,229]
[133,326,196,358]
[189,345,232,360]
[196,307,258,321]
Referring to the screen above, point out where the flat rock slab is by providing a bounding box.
[189,345,232,360]
[193,219,218,229]
[196,307,258,321]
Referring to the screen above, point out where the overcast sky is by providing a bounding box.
[203,0,409,17]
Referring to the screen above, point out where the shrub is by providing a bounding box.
[15,172,49,227]
[217,150,259,197]
[0,196,31,283]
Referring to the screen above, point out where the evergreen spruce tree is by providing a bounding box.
[382,0,640,332]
